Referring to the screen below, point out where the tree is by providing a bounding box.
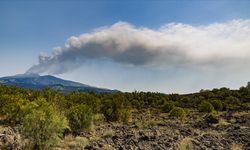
[67,104,93,134]
[21,98,68,150]
[101,98,120,121]
[100,95,131,122]
[247,82,250,90]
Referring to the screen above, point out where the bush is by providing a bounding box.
[101,98,131,123]
[225,96,241,106]
[199,101,215,113]
[162,101,175,113]
[101,98,121,121]
[67,104,93,134]
[0,95,29,124]
[118,108,131,123]
[169,107,186,118]
[211,99,223,111]
[179,97,194,108]
[21,98,68,150]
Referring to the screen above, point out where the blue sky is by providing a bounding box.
[1,0,250,93]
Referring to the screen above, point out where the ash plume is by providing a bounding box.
[26,19,250,74]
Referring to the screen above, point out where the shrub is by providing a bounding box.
[199,101,215,113]
[169,107,186,118]
[0,96,29,124]
[21,98,68,150]
[193,96,205,107]
[179,97,194,108]
[179,137,194,150]
[211,99,223,111]
[162,101,175,113]
[101,98,121,121]
[103,129,115,137]
[118,108,131,123]
[225,96,241,106]
[101,98,131,123]
[67,104,93,134]
[92,113,106,124]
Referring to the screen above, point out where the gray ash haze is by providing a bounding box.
[26,20,250,75]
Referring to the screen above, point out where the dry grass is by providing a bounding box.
[159,112,169,118]
[89,134,102,142]
[0,126,4,133]
[62,135,89,149]
[93,113,105,124]
[102,144,113,150]
[135,120,145,129]
[179,137,194,150]
[216,119,230,126]
[230,143,243,150]
[232,111,249,117]
[229,118,237,123]
[103,129,115,137]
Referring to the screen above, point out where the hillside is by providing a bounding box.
[0,74,116,93]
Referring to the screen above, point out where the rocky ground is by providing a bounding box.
[1,108,250,150]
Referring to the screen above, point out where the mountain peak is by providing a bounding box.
[15,73,40,78]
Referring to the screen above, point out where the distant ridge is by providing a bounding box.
[0,74,117,93]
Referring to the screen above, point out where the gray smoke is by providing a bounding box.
[26,20,250,74]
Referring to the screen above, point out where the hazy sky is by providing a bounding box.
[1,0,250,93]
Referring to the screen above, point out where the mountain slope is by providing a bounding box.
[0,74,116,93]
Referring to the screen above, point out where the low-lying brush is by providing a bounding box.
[0,82,250,149]
[199,101,215,113]
[67,104,93,134]
[170,107,186,119]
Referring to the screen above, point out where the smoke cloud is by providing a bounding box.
[26,19,250,74]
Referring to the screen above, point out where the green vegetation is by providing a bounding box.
[67,104,93,134]
[199,101,215,113]
[0,82,250,149]
[100,95,131,122]
[225,96,241,109]
[211,99,223,111]
[21,98,68,149]
[170,107,186,118]
[162,100,175,113]
[101,98,121,121]
[118,108,131,123]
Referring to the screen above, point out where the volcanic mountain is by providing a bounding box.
[0,74,116,93]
